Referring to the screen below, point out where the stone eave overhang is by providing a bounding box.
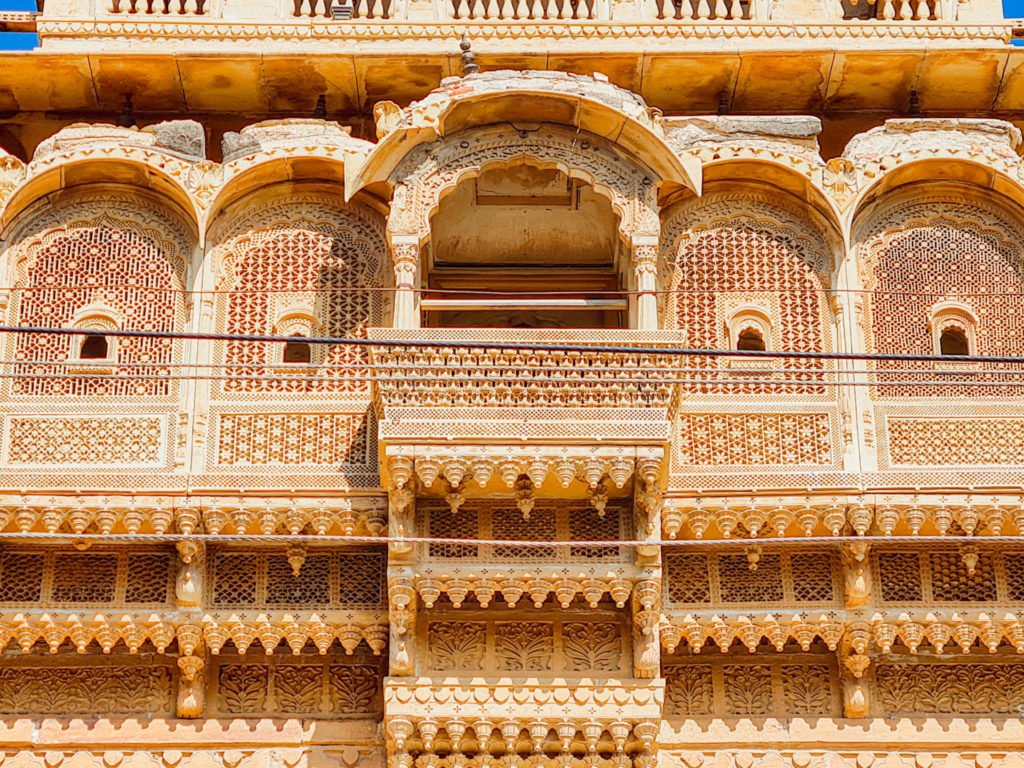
[3,41,1024,123]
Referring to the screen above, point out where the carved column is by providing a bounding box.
[631,235,659,331]
[391,235,421,329]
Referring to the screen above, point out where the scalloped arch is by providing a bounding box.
[385,125,662,242]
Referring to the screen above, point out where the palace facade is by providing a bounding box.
[0,6,1023,768]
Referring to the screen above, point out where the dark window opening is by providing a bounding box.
[939,327,969,356]
[80,334,109,360]
[736,327,766,352]
[283,336,312,364]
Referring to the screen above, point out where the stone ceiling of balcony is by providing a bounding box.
[2,47,1024,128]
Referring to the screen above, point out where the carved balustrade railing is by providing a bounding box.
[842,0,947,19]
[368,329,682,412]
[291,0,396,17]
[81,0,959,21]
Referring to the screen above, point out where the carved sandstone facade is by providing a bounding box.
[0,19,1023,768]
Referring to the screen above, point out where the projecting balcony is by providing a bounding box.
[367,327,682,415]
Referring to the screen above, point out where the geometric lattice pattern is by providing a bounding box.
[208,548,386,609]
[11,214,186,398]
[874,547,1020,604]
[6,416,164,465]
[676,413,833,466]
[215,412,371,466]
[861,200,1024,397]
[215,203,385,396]
[665,207,832,396]
[887,418,1024,466]
[421,500,628,563]
[664,549,838,607]
[0,549,173,607]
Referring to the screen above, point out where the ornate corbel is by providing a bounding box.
[175,540,204,609]
[389,485,416,560]
[176,653,206,718]
[841,540,872,609]
[389,573,417,676]
[631,579,662,679]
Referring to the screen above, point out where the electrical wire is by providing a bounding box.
[0,531,1019,548]
[9,283,1024,298]
[3,371,1024,388]
[3,358,1023,378]
[4,324,1024,365]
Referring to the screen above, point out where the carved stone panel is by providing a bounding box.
[212,654,383,717]
[422,609,630,676]
[664,655,840,717]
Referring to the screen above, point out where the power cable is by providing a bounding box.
[4,324,1024,365]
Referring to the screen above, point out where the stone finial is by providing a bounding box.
[460,34,479,76]
[117,94,135,128]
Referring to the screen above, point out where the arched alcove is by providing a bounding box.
[424,163,626,329]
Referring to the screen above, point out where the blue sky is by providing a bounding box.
[0,0,1018,48]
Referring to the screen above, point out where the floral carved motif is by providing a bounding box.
[495,622,554,672]
[781,664,833,715]
[562,622,622,672]
[723,664,773,715]
[875,663,1024,715]
[0,666,172,715]
[216,661,380,716]
[664,664,714,716]
[427,621,486,672]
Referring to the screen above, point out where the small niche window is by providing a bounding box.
[736,327,766,352]
[69,310,119,367]
[939,327,969,356]
[79,334,109,360]
[929,302,977,359]
[283,336,312,364]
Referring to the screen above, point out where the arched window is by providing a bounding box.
[736,327,766,352]
[927,302,977,360]
[79,334,109,360]
[939,327,969,356]
[283,335,312,364]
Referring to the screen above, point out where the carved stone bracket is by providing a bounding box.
[0,495,387,537]
[384,446,665,496]
[662,493,1024,540]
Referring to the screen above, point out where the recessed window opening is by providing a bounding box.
[283,335,312,364]
[939,327,969,356]
[736,327,766,352]
[79,334,109,360]
[424,165,626,329]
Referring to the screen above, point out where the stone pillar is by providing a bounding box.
[391,235,421,329]
[631,235,659,331]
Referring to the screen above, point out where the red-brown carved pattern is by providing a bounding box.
[218,211,384,395]
[13,223,185,398]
